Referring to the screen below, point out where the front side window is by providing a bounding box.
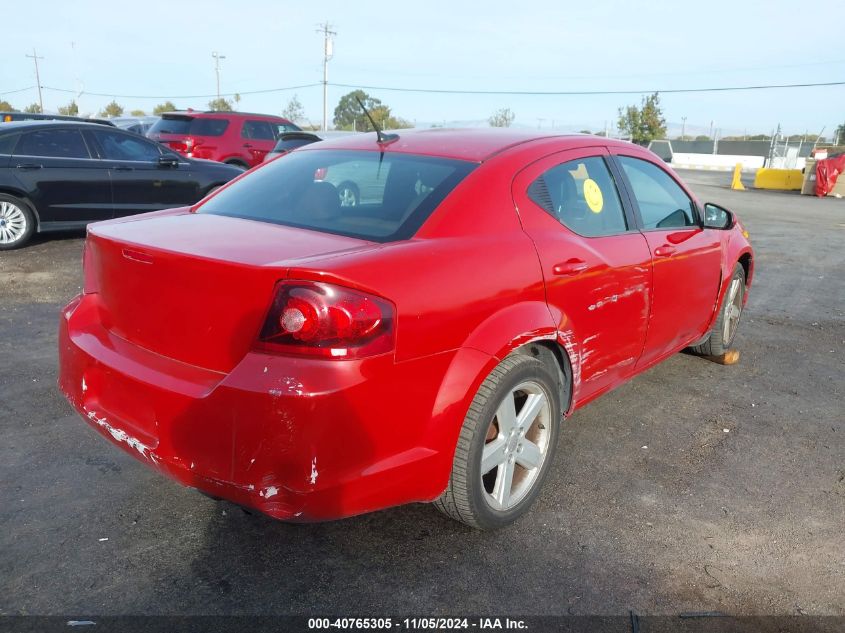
[617,156,698,229]
[198,149,476,242]
[15,129,90,159]
[527,155,628,237]
[242,120,275,140]
[92,130,162,161]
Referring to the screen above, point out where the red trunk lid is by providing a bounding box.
[86,212,374,372]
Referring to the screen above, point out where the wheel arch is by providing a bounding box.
[0,187,40,230]
[420,303,576,499]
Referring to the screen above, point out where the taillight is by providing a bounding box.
[255,281,395,359]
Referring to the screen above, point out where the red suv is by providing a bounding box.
[147,111,300,169]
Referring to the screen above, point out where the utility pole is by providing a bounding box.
[317,22,336,131]
[709,120,714,140]
[212,51,226,103]
[25,48,44,113]
[681,116,687,139]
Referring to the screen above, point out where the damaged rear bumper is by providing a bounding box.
[57,293,459,521]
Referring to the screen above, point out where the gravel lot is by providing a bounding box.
[1,170,843,617]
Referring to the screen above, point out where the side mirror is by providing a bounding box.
[157,155,179,168]
[703,203,734,230]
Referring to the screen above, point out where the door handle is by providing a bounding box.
[113,165,134,171]
[552,258,589,276]
[654,245,676,257]
[15,163,42,170]
[243,143,253,148]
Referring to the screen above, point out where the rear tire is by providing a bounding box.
[0,194,35,250]
[434,354,562,530]
[691,263,746,356]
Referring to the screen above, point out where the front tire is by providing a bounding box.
[692,263,746,356]
[0,194,35,250]
[434,354,562,529]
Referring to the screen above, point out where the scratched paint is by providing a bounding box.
[85,409,154,460]
[260,486,279,499]
[310,457,318,484]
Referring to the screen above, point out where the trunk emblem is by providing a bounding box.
[122,249,154,264]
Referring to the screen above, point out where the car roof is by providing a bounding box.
[304,128,633,162]
[0,120,127,133]
[0,112,116,126]
[160,110,292,120]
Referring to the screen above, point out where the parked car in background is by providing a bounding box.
[0,121,242,249]
[147,111,300,169]
[262,130,356,162]
[58,129,754,529]
[108,116,160,136]
[264,131,363,205]
[2,112,115,126]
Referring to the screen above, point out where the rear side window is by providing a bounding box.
[149,116,229,137]
[242,120,275,140]
[0,134,19,155]
[274,137,319,153]
[198,149,476,242]
[617,156,698,229]
[271,122,301,136]
[92,129,163,161]
[527,155,628,237]
[15,129,90,159]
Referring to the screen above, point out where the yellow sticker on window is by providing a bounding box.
[583,179,604,213]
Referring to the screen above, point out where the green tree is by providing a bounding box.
[489,107,515,128]
[207,97,233,112]
[694,135,711,141]
[129,109,146,116]
[153,101,177,115]
[579,129,592,135]
[617,92,666,143]
[99,100,124,118]
[834,122,845,144]
[24,103,42,114]
[0,100,15,112]
[282,94,305,123]
[58,100,79,116]
[333,90,383,131]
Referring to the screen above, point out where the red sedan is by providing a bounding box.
[58,130,753,529]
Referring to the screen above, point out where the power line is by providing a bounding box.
[329,80,845,96]
[39,83,322,100]
[0,86,36,96]
[21,78,845,102]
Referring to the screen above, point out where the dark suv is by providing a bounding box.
[147,111,300,169]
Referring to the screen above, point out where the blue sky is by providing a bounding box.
[4,0,844,137]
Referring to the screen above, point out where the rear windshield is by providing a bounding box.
[148,116,229,137]
[197,149,476,242]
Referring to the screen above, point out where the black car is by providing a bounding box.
[0,121,242,249]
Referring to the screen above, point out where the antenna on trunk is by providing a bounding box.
[356,96,399,145]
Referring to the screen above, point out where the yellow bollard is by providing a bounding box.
[731,163,746,190]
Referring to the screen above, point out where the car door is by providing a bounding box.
[11,127,112,225]
[240,120,276,166]
[513,147,653,403]
[612,153,722,368]
[86,128,202,218]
